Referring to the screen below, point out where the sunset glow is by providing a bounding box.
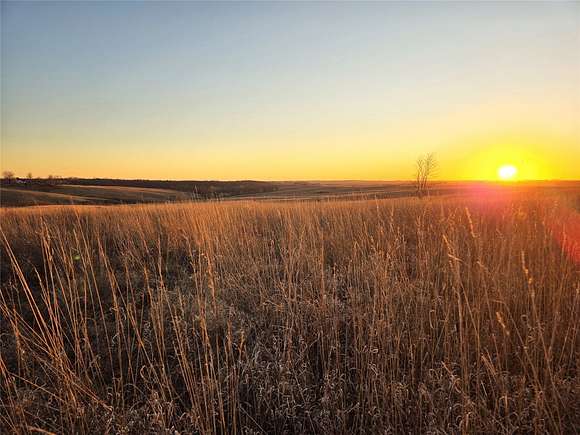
[1,2,579,181]
[498,165,517,181]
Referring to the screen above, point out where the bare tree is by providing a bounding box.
[26,172,33,180]
[2,170,15,184]
[415,153,437,198]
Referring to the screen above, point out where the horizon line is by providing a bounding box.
[3,176,579,183]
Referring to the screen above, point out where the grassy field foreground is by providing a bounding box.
[0,194,578,433]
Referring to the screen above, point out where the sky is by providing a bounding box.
[1,1,579,181]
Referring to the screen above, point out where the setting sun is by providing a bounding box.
[498,164,518,181]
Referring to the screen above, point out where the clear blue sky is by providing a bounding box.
[2,1,579,180]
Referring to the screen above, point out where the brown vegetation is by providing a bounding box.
[0,193,578,433]
[0,179,280,207]
[0,185,195,207]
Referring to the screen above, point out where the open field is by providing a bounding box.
[0,185,194,207]
[2,180,579,207]
[233,180,580,201]
[3,2,578,433]
[0,187,96,207]
[0,179,278,207]
[1,189,579,433]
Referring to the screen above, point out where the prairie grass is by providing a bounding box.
[0,194,578,434]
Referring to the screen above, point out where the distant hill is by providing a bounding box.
[1,178,578,207]
[0,178,280,207]
[0,185,196,207]
[0,187,95,207]
[47,178,280,196]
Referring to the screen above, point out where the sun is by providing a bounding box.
[497,164,517,181]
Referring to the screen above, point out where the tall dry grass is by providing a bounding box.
[0,194,578,434]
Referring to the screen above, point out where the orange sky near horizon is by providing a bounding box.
[1,2,579,181]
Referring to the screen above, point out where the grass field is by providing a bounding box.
[1,189,579,433]
[3,180,578,207]
[0,185,195,207]
[0,179,278,207]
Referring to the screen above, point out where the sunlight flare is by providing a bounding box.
[498,164,517,181]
